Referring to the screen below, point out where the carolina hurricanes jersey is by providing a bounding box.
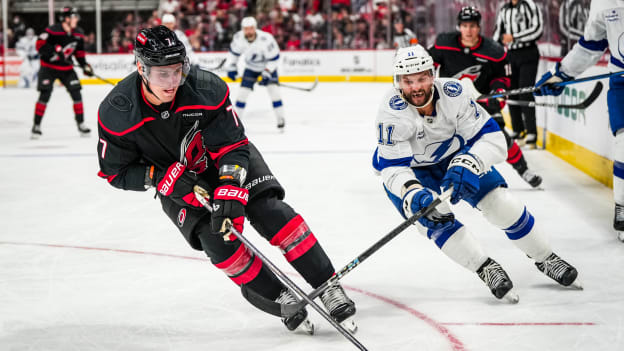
[428,32,511,94]
[561,0,624,75]
[225,30,280,73]
[372,78,506,198]
[36,23,87,70]
[97,67,248,191]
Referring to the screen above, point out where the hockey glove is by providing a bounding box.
[259,69,276,86]
[402,185,454,230]
[211,184,248,241]
[534,62,574,97]
[485,88,506,113]
[441,153,482,204]
[153,162,208,208]
[82,63,94,77]
[227,70,237,81]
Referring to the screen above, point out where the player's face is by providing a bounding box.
[459,22,480,46]
[399,71,434,106]
[243,26,257,42]
[147,63,184,102]
[69,15,79,29]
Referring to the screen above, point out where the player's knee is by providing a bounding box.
[428,219,464,249]
[38,89,52,103]
[69,89,82,102]
[478,187,535,239]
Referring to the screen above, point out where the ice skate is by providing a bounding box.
[30,124,42,139]
[320,283,357,333]
[477,258,519,303]
[276,116,285,132]
[77,122,91,137]
[524,133,537,149]
[521,169,543,188]
[615,204,624,241]
[535,252,582,289]
[275,289,314,335]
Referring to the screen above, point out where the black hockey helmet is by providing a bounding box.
[58,6,79,22]
[135,26,187,67]
[134,26,190,87]
[457,6,481,25]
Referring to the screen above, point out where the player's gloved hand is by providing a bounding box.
[82,63,94,77]
[441,153,482,204]
[259,69,276,86]
[486,88,506,111]
[153,162,208,208]
[227,70,237,81]
[534,62,574,97]
[402,183,455,230]
[211,184,248,241]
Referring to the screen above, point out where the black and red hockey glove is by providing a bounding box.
[210,184,248,241]
[153,162,208,208]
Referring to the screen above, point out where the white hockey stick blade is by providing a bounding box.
[341,317,358,334]
[296,318,315,335]
[503,289,520,304]
[569,278,583,290]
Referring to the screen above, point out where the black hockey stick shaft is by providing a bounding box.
[93,74,116,86]
[478,70,622,100]
[278,77,318,92]
[193,186,368,351]
[206,58,226,71]
[506,81,603,109]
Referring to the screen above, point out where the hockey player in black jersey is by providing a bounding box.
[428,7,542,188]
[96,26,356,334]
[31,6,94,139]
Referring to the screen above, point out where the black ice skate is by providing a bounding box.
[77,122,91,137]
[320,283,357,333]
[615,204,624,242]
[275,289,314,335]
[276,116,285,131]
[30,124,42,139]
[521,169,543,188]
[477,258,519,303]
[535,252,582,289]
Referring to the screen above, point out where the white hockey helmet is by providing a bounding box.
[241,16,257,29]
[393,45,434,89]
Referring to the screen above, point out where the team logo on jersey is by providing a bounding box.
[443,81,462,97]
[161,111,170,119]
[177,208,187,227]
[389,95,407,110]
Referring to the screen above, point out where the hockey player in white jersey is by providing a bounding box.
[225,16,285,130]
[535,0,624,241]
[16,28,39,88]
[374,45,582,302]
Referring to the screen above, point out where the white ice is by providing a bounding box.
[0,82,623,351]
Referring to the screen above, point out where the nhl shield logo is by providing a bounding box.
[161,110,170,119]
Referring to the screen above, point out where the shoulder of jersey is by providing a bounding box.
[232,31,245,41]
[98,72,146,136]
[436,78,466,98]
[379,88,410,117]
[475,37,506,61]
[45,23,64,34]
[257,30,273,41]
[184,67,229,104]
[433,32,460,50]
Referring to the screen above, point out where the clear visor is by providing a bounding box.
[394,70,434,90]
[142,57,190,89]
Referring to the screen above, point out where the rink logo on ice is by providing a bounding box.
[177,209,187,227]
[443,82,462,97]
[389,95,408,110]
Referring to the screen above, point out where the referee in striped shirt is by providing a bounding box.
[493,0,543,146]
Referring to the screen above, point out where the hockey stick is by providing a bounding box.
[242,188,453,318]
[478,70,623,100]
[506,81,603,109]
[92,73,116,86]
[278,77,318,92]
[193,186,369,351]
[202,58,226,71]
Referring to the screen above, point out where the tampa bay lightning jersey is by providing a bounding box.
[225,29,280,73]
[561,0,624,75]
[372,78,506,197]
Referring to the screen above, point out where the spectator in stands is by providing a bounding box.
[392,18,417,48]
[159,0,181,16]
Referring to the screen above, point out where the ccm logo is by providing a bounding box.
[216,188,249,203]
[158,162,185,195]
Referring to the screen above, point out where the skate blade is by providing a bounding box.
[79,132,91,138]
[617,231,624,242]
[296,318,314,335]
[502,289,520,304]
[569,278,583,290]
[30,134,41,140]
[340,317,358,334]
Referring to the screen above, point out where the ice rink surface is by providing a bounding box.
[1,82,623,351]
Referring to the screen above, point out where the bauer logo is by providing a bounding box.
[443,81,462,97]
[177,209,186,227]
[389,95,407,110]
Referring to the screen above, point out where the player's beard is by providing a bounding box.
[406,87,433,107]
[245,33,256,42]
